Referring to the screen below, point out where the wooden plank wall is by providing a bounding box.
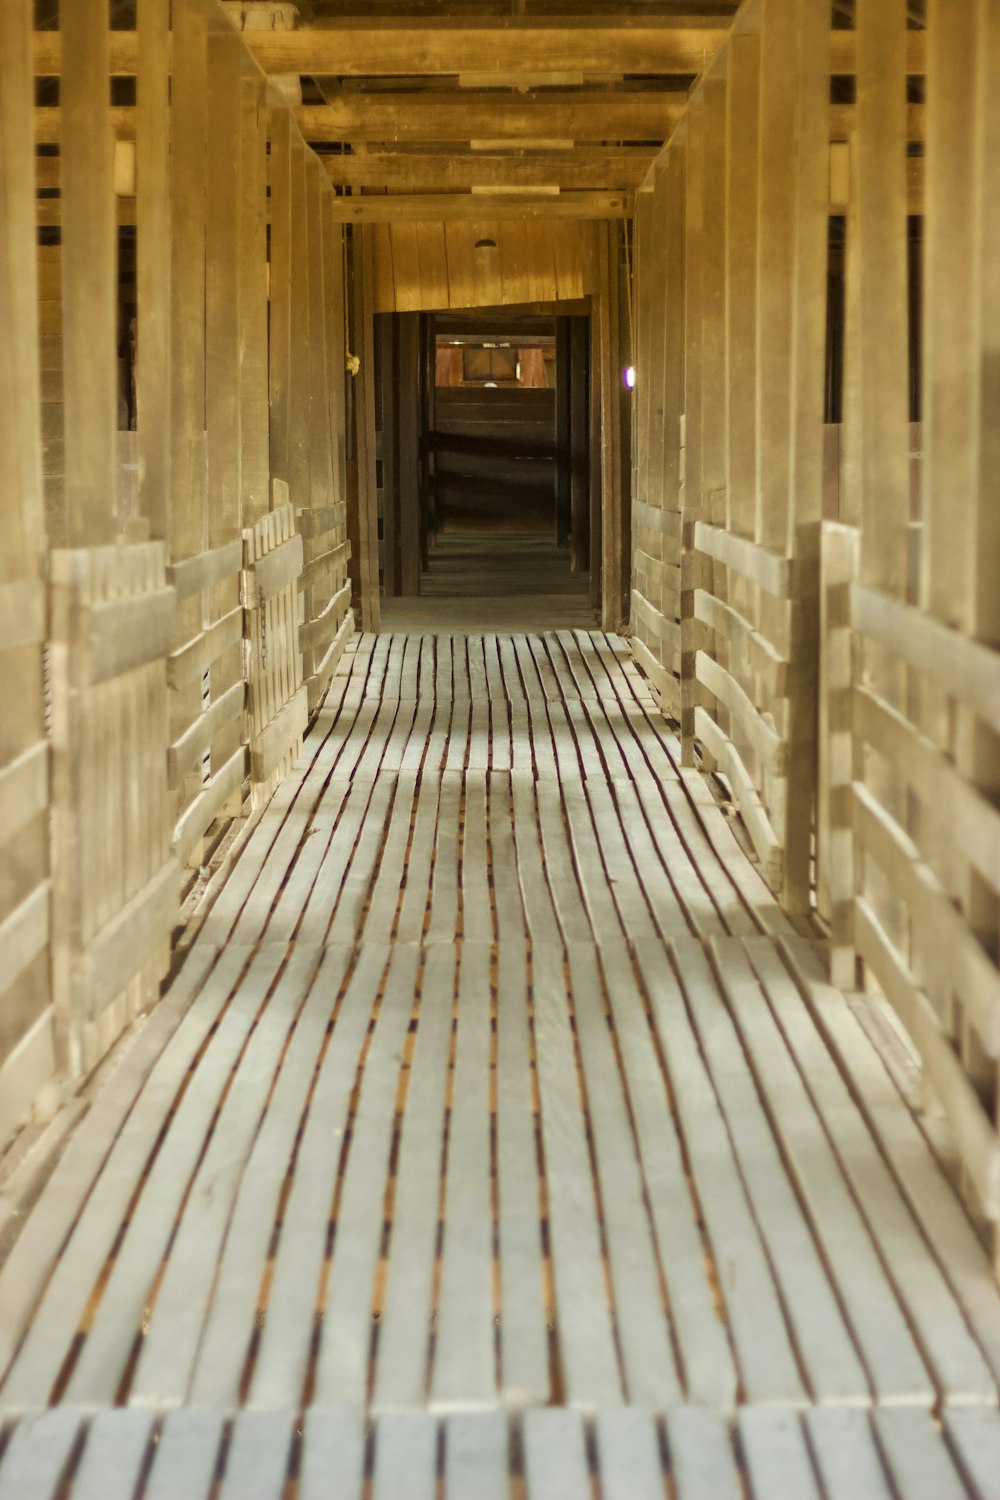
[824,0,1000,1264]
[631,0,828,909]
[0,0,361,1138]
[370,220,598,314]
[631,0,1000,1264]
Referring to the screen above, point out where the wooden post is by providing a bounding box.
[597,223,626,630]
[397,312,422,597]
[588,302,603,612]
[353,227,383,630]
[0,0,55,1130]
[569,317,590,573]
[555,318,573,549]
[268,109,292,492]
[680,93,706,767]
[206,28,244,800]
[781,0,830,912]
[380,315,399,597]
[61,0,117,546]
[136,0,171,540]
[240,65,270,528]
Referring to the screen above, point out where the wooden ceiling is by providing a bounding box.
[32,2,925,225]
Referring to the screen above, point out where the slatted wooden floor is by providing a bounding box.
[2,631,1000,1498]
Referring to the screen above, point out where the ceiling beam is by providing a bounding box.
[320,148,655,190]
[31,25,927,78]
[326,189,632,222]
[34,100,927,148]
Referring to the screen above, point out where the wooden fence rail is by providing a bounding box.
[0,0,361,1137]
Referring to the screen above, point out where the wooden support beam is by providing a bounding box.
[33,100,929,150]
[60,0,117,546]
[205,28,243,549]
[32,26,927,79]
[240,62,270,527]
[268,110,292,492]
[321,149,656,192]
[397,313,422,598]
[555,319,572,548]
[136,0,171,541]
[169,0,208,563]
[569,316,590,574]
[326,191,631,224]
[353,228,382,630]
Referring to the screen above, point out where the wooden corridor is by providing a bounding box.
[1,631,1000,1497]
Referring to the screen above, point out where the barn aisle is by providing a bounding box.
[1,633,999,1498]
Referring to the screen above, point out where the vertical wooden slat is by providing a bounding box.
[240,64,269,527]
[680,92,706,764]
[380,315,399,597]
[597,222,625,631]
[660,131,686,521]
[61,0,117,546]
[855,0,910,599]
[355,227,383,629]
[169,0,208,563]
[0,0,43,565]
[725,32,760,542]
[782,0,831,911]
[555,318,573,548]
[287,135,311,510]
[569,316,590,573]
[398,312,422,598]
[136,0,171,540]
[268,109,292,491]
[206,30,243,548]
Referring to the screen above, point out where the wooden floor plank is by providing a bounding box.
[373,944,456,1411]
[0,1409,83,1500]
[632,939,808,1405]
[494,942,550,1409]
[312,944,422,1406]
[444,1412,508,1500]
[432,944,498,1412]
[69,1409,155,1500]
[597,938,737,1411]
[745,937,995,1406]
[3,624,998,1494]
[246,944,391,1410]
[144,1409,224,1500]
[299,1407,366,1500]
[523,1408,591,1500]
[564,944,682,1409]
[665,1407,742,1500]
[671,936,874,1407]
[805,1408,894,1500]
[531,941,624,1410]
[738,1408,822,1500]
[183,946,352,1409]
[596,1407,668,1500]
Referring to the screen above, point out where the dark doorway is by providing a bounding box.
[377,310,597,632]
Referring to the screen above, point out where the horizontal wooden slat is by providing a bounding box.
[328,191,631,224]
[300,541,351,594]
[306,609,355,715]
[0,741,48,846]
[694,591,789,700]
[296,503,347,541]
[323,149,655,192]
[854,685,1000,895]
[0,580,45,652]
[633,498,683,540]
[695,653,787,777]
[852,781,1000,1057]
[0,882,50,999]
[853,897,1000,1221]
[167,682,246,790]
[243,534,304,607]
[167,606,243,689]
[74,860,180,1024]
[695,706,784,889]
[853,584,1000,734]
[299,581,352,658]
[32,27,927,78]
[251,685,308,785]
[630,632,681,719]
[630,587,681,653]
[168,539,243,601]
[172,746,248,867]
[86,587,176,685]
[693,521,793,599]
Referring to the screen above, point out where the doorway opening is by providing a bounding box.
[376,310,598,632]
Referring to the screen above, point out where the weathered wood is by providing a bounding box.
[60,0,117,546]
[135,0,171,539]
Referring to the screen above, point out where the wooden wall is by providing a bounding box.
[0,0,364,1140]
[370,219,597,314]
[631,0,1000,1264]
